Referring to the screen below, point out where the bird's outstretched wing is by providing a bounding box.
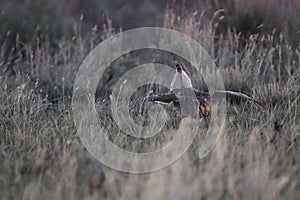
[130,89,267,113]
[130,92,177,106]
[130,89,210,117]
[130,89,210,105]
[211,90,267,113]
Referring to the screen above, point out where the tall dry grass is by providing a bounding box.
[0,5,299,200]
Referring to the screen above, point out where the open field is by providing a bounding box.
[0,1,300,199]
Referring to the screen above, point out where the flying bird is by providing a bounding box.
[130,63,267,118]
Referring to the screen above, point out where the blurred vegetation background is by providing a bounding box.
[1,0,300,99]
[1,0,300,49]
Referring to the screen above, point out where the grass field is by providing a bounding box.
[0,6,300,200]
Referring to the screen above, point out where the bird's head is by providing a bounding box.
[175,63,183,73]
